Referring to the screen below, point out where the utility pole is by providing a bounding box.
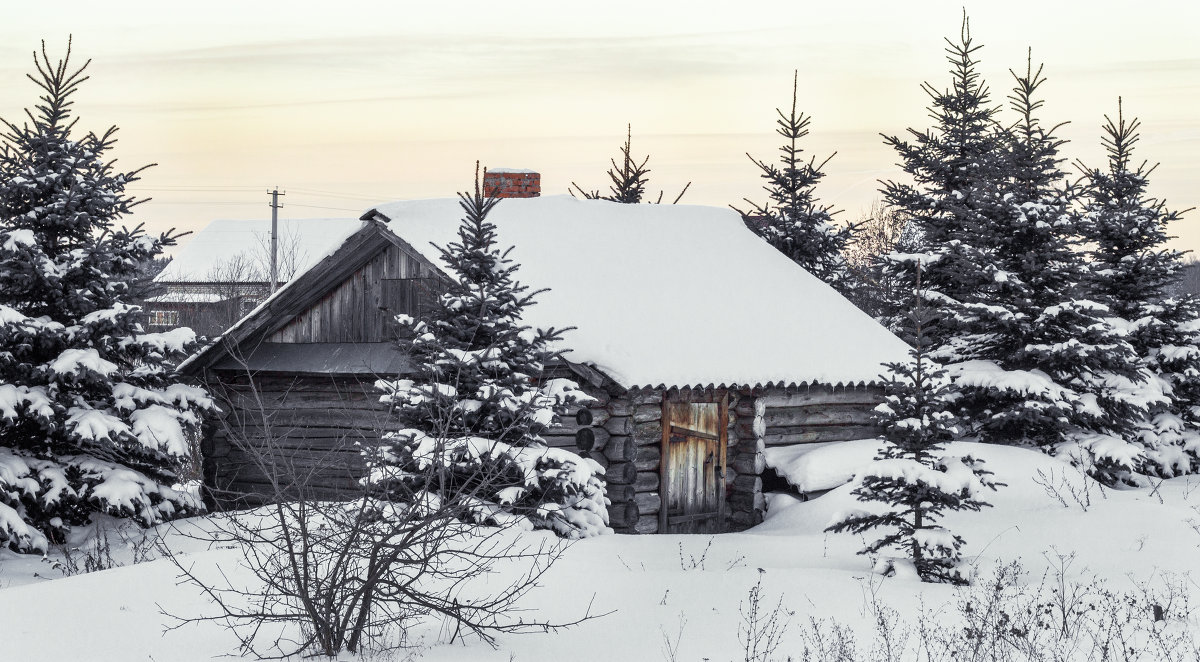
[268,187,285,294]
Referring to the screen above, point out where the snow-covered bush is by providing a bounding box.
[368,432,609,538]
[367,165,609,539]
[0,42,210,551]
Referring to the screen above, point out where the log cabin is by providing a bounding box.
[179,170,912,533]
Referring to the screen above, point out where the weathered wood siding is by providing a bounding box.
[268,242,441,344]
[200,373,397,507]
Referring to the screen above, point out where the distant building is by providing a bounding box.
[148,218,361,338]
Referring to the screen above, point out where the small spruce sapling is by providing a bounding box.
[570,124,690,204]
[369,164,609,538]
[735,70,853,288]
[826,263,999,584]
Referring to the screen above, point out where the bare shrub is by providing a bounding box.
[739,570,793,662]
[164,370,602,658]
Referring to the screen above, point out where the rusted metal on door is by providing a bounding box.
[660,396,727,533]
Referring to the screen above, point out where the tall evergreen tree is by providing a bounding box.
[878,16,1007,338]
[941,54,1149,453]
[1077,101,1200,474]
[880,19,1151,480]
[0,41,212,552]
[370,165,609,538]
[826,265,997,585]
[736,71,853,286]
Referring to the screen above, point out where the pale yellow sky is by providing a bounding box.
[2,1,1198,252]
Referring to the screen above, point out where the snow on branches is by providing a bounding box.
[0,40,210,550]
[367,165,609,539]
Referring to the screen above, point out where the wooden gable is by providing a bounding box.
[268,241,442,344]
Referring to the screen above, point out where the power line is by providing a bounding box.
[287,203,364,212]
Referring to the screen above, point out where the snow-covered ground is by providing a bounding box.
[1,443,1197,661]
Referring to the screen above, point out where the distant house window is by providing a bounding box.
[149,310,179,327]
[241,298,260,315]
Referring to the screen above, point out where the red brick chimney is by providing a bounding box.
[483,168,540,198]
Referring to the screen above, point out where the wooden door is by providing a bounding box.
[661,398,727,534]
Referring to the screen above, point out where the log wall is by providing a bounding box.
[200,373,397,508]
[200,366,883,531]
[726,385,884,529]
[581,384,884,534]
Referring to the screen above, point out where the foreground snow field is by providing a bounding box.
[1,443,1197,661]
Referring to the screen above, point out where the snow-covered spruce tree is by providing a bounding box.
[569,124,690,204]
[878,15,1007,341]
[1077,100,1200,475]
[826,265,997,584]
[879,21,1150,481]
[369,165,609,538]
[0,41,211,552]
[735,70,853,287]
[939,55,1151,468]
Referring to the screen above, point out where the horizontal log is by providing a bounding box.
[604,462,638,485]
[219,389,386,408]
[585,452,609,471]
[541,434,577,450]
[734,398,757,417]
[633,516,659,534]
[212,375,383,394]
[574,408,611,427]
[211,466,362,491]
[630,390,664,406]
[634,446,661,472]
[573,427,611,453]
[732,452,766,476]
[233,409,399,429]
[758,390,881,408]
[607,500,639,528]
[606,483,636,503]
[225,451,367,474]
[607,401,633,417]
[227,435,374,453]
[603,416,634,436]
[763,425,882,446]
[211,475,361,501]
[634,471,660,492]
[732,475,762,494]
[762,405,877,428]
[633,421,663,445]
[634,491,661,515]
[632,404,663,423]
[603,436,638,462]
[728,490,765,514]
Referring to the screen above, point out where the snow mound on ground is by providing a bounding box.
[763,439,884,492]
[755,442,1115,536]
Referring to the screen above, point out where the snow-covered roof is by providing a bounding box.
[368,195,911,390]
[155,218,365,283]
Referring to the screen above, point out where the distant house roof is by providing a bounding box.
[145,292,232,304]
[156,217,364,283]
[363,195,911,390]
